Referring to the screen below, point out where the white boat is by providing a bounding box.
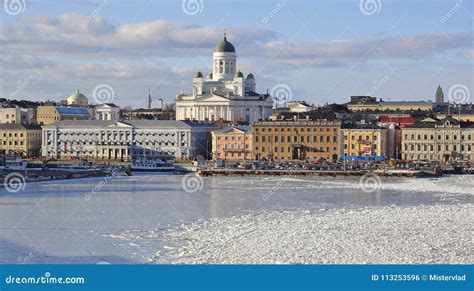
[131,158,176,172]
[0,156,27,170]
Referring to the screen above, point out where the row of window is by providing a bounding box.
[1,140,41,146]
[404,154,471,161]
[217,136,250,141]
[344,135,378,141]
[404,133,473,141]
[404,143,473,152]
[255,146,336,153]
[255,135,337,143]
[254,127,337,133]
[217,144,250,150]
[2,132,41,138]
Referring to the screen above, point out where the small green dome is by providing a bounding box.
[67,89,88,106]
[194,71,203,78]
[214,33,235,53]
[207,73,213,80]
[246,73,255,79]
[235,70,244,78]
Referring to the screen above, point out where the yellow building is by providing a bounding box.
[252,120,341,161]
[211,126,252,161]
[37,106,90,125]
[342,125,389,157]
[347,96,434,112]
[0,124,42,158]
[401,117,474,162]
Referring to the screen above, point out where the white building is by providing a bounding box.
[176,31,273,123]
[95,103,120,121]
[41,120,217,160]
[288,101,313,113]
[0,107,34,124]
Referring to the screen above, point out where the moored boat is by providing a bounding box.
[130,158,176,172]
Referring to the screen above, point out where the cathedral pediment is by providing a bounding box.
[195,94,231,102]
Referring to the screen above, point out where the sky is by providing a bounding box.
[0,0,472,108]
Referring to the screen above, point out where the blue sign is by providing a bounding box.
[0,264,471,290]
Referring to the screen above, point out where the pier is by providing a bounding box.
[0,166,132,186]
[197,168,442,178]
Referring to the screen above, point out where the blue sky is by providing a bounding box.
[0,0,472,107]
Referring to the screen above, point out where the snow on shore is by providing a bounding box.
[153,204,473,264]
[288,174,474,196]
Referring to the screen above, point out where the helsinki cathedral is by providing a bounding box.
[175,31,274,123]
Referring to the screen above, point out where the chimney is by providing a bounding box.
[157,98,164,110]
[147,88,152,110]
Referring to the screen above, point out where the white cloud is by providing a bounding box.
[0,13,471,104]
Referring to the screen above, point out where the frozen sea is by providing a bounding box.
[0,174,472,264]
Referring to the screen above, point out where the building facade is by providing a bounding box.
[0,107,34,124]
[175,32,273,123]
[341,125,389,158]
[0,124,42,158]
[211,126,252,161]
[37,106,90,125]
[347,96,434,112]
[401,117,474,162]
[95,103,120,121]
[252,120,341,161]
[41,120,216,161]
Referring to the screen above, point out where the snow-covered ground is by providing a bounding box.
[1,174,472,264]
[153,204,473,264]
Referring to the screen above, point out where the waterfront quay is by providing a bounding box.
[197,168,441,178]
[0,165,131,186]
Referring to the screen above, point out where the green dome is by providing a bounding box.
[207,73,213,79]
[194,71,203,78]
[214,35,235,53]
[67,89,88,106]
[246,72,255,79]
[235,70,244,78]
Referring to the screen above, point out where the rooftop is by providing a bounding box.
[56,107,90,116]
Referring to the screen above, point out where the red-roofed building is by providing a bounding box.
[377,116,416,159]
[378,116,416,127]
